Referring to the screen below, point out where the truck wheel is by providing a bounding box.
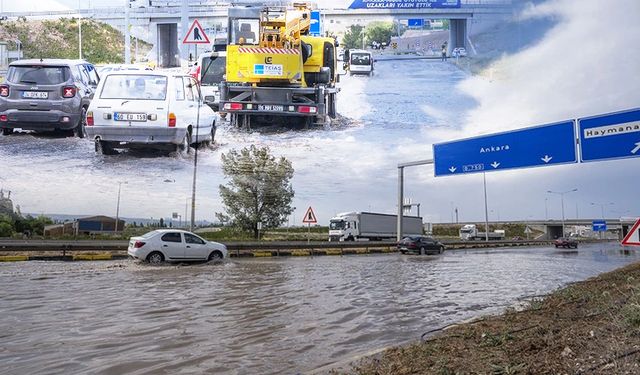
[347,235,354,241]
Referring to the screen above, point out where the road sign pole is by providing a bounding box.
[397,166,404,242]
[483,172,489,241]
[307,223,310,244]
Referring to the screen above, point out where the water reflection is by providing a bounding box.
[0,243,637,374]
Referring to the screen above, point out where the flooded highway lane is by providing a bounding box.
[1,243,637,374]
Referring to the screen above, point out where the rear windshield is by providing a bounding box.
[350,53,371,66]
[200,56,226,86]
[7,65,71,85]
[140,230,159,239]
[100,75,167,100]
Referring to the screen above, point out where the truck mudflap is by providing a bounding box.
[220,82,338,127]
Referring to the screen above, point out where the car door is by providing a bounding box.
[159,232,184,259]
[184,233,209,260]
[421,237,436,251]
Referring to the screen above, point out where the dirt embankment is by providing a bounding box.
[335,261,640,374]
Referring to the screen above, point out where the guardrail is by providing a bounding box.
[0,239,555,258]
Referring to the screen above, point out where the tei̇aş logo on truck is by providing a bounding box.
[254,64,283,76]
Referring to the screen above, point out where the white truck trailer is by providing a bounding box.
[459,224,506,241]
[328,212,422,241]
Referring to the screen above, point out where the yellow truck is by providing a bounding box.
[219,3,339,128]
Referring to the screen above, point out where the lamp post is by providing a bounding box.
[78,0,82,59]
[547,188,577,237]
[115,181,128,232]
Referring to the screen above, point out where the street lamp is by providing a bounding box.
[115,181,128,232]
[590,202,614,220]
[547,188,577,237]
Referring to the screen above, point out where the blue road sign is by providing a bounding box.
[433,121,577,177]
[578,108,640,163]
[310,11,321,36]
[408,19,424,27]
[592,220,607,232]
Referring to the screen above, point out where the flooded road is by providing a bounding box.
[1,243,637,374]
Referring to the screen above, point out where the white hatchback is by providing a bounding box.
[128,229,228,264]
[85,71,217,155]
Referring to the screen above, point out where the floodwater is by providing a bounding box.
[1,243,638,374]
[0,59,474,224]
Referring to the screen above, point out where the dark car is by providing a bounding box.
[398,236,445,255]
[554,237,578,249]
[0,59,99,137]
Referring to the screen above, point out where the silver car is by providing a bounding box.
[0,59,98,137]
[128,229,228,264]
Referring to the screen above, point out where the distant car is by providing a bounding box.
[554,237,578,249]
[85,71,217,155]
[452,47,467,57]
[398,235,445,255]
[0,59,99,137]
[128,229,228,264]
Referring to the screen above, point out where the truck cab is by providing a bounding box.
[329,212,358,242]
[197,51,226,111]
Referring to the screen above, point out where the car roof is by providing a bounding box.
[10,58,92,67]
[100,70,185,78]
[152,229,198,234]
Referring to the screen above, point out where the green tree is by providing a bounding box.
[217,145,294,239]
[365,21,395,46]
[342,25,365,50]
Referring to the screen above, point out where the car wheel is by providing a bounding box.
[208,250,223,262]
[439,245,445,254]
[420,246,425,255]
[554,244,559,248]
[1,127,13,136]
[177,131,192,155]
[210,120,216,145]
[147,251,164,264]
[74,108,87,138]
[95,139,116,155]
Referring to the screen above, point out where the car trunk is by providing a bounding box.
[91,98,168,128]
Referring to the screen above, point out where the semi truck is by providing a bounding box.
[219,3,339,128]
[329,212,423,242]
[459,224,506,241]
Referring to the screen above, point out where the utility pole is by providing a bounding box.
[548,188,578,237]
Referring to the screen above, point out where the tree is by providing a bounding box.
[217,145,294,239]
[365,22,395,47]
[159,217,165,228]
[342,25,365,50]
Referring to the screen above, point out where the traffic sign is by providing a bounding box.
[592,220,607,232]
[310,10,321,37]
[621,218,640,246]
[433,120,577,177]
[578,108,640,163]
[183,19,210,44]
[408,19,424,27]
[302,206,317,224]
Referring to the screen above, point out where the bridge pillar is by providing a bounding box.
[448,18,467,52]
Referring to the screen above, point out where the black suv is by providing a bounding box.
[0,59,99,137]
[398,236,445,255]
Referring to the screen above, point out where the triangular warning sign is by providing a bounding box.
[302,206,317,224]
[183,19,210,44]
[622,218,640,246]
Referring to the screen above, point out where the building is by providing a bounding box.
[75,215,126,234]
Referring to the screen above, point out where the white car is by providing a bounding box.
[452,47,467,57]
[85,71,217,155]
[128,229,228,264]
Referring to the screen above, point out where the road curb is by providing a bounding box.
[0,255,29,262]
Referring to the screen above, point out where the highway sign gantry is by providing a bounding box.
[433,120,577,177]
[622,218,640,246]
[579,108,640,163]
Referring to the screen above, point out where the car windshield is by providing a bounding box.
[200,56,226,86]
[350,53,371,66]
[7,65,70,84]
[329,220,345,230]
[100,74,168,100]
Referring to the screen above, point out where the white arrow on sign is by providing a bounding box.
[449,166,457,173]
[631,142,640,155]
[491,161,500,168]
[541,155,553,163]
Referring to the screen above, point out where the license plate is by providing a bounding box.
[22,91,48,99]
[258,105,284,111]
[114,113,147,122]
